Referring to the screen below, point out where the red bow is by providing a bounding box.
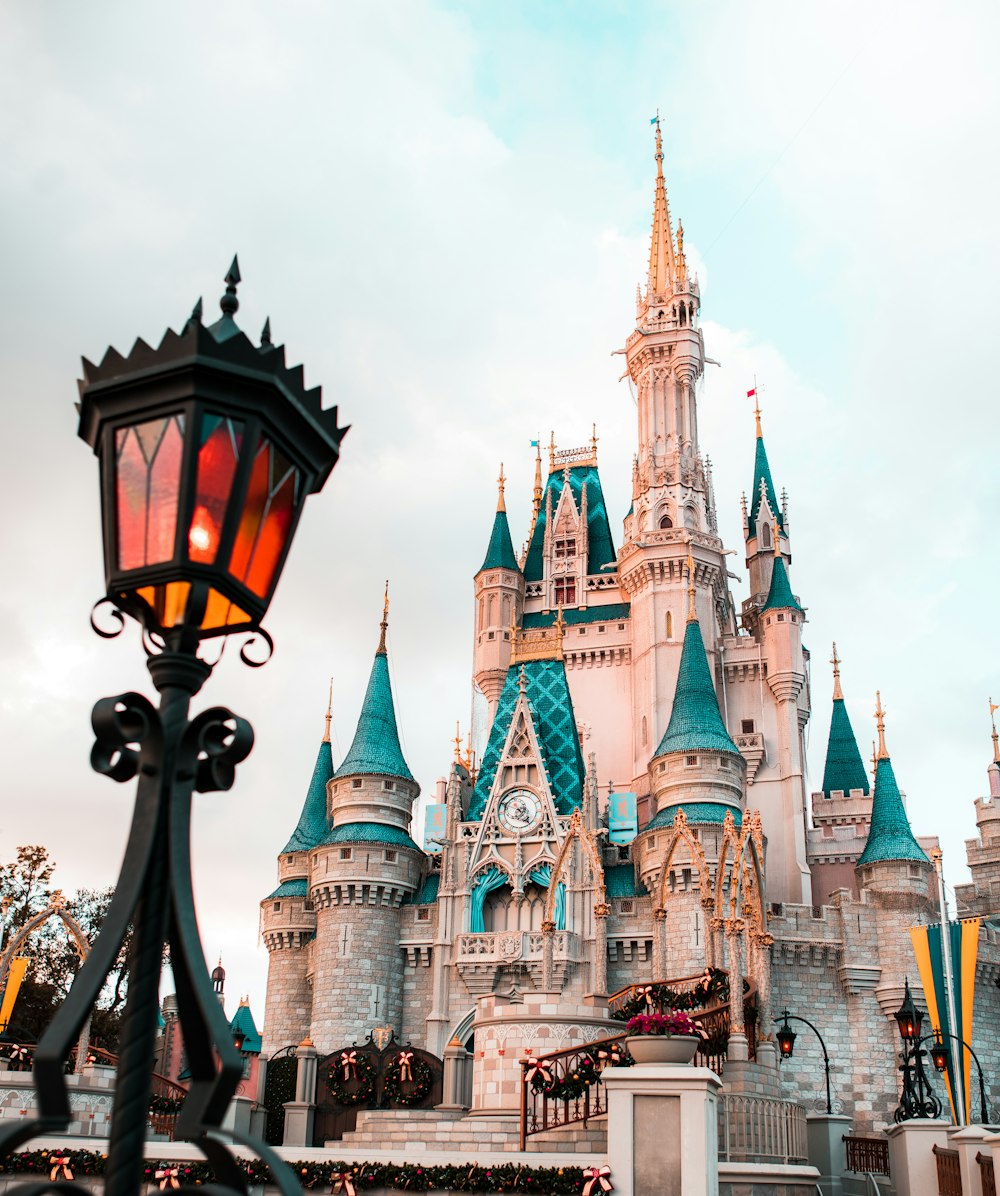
[397,1050,414,1082]
[49,1156,73,1181]
[340,1050,357,1081]
[582,1165,613,1195]
[523,1057,552,1084]
[331,1172,356,1196]
[156,1167,180,1189]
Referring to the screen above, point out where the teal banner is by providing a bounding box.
[608,792,638,844]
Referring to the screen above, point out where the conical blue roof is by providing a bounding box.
[230,1002,262,1054]
[857,756,929,866]
[479,508,520,573]
[763,555,802,612]
[654,619,740,757]
[749,433,784,532]
[334,650,414,781]
[821,700,870,797]
[281,740,333,853]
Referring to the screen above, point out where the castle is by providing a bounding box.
[257,122,1000,1132]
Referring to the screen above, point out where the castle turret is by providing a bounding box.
[309,591,424,1053]
[473,466,524,720]
[954,704,1000,917]
[856,693,932,898]
[742,402,788,629]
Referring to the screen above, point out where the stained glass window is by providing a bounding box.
[189,415,243,564]
[115,415,185,570]
[229,436,299,599]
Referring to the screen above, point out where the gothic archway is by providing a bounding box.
[540,809,609,991]
[650,810,713,977]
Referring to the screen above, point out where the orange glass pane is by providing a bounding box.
[147,416,184,564]
[116,426,148,570]
[136,582,191,629]
[228,444,269,583]
[115,415,185,570]
[202,587,252,631]
[245,470,295,597]
[189,416,243,563]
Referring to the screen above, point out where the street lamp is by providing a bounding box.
[775,1010,832,1115]
[893,978,942,1122]
[0,260,346,1196]
[926,1031,991,1125]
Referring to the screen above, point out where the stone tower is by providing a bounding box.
[472,468,524,721]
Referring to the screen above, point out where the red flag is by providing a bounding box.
[746,388,756,397]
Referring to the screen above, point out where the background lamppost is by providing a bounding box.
[927,1031,991,1125]
[775,1009,833,1114]
[0,259,346,1196]
[893,978,943,1122]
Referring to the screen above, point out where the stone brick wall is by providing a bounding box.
[259,941,312,1058]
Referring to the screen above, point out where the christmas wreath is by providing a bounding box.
[382,1050,433,1107]
[326,1050,376,1106]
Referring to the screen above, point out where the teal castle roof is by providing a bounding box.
[654,618,740,757]
[523,464,616,581]
[857,755,929,866]
[230,1002,262,1054]
[822,700,870,797]
[605,864,643,898]
[467,657,586,821]
[281,739,333,853]
[266,879,309,899]
[479,506,520,573]
[749,428,784,533]
[762,555,802,612]
[646,802,742,830]
[334,624,414,782]
[522,602,630,629]
[320,821,421,851]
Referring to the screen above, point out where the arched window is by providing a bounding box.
[659,514,673,529]
[684,506,698,529]
[501,594,511,625]
[641,715,648,745]
[760,522,771,550]
[666,611,673,639]
[487,593,496,625]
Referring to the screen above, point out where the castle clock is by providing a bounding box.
[497,788,541,833]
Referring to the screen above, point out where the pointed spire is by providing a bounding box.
[454,721,462,763]
[762,549,802,612]
[646,116,678,297]
[478,472,520,574]
[686,541,697,622]
[496,463,507,513]
[821,647,870,797]
[857,705,929,866]
[334,593,414,782]
[531,439,543,530]
[654,617,740,757]
[281,718,335,854]
[220,255,241,317]
[990,697,999,764]
[260,317,272,348]
[184,297,203,332]
[324,677,333,744]
[377,580,390,655]
[748,405,784,534]
[591,423,599,462]
[875,691,888,760]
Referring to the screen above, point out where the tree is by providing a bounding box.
[0,846,55,952]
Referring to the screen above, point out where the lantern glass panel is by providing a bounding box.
[189,415,244,564]
[115,415,185,570]
[229,436,299,599]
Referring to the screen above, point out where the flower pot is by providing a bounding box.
[626,1034,700,1065]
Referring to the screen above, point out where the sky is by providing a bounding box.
[1,1,999,1025]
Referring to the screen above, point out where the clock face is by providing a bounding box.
[497,788,541,833]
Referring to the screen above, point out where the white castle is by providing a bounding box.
[257,122,1000,1140]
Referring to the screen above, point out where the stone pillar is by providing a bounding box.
[593,906,609,995]
[653,909,667,978]
[281,1038,317,1148]
[750,930,774,1064]
[949,1125,994,1196]
[604,1063,723,1196]
[725,921,747,1060]
[702,901,716,968]
[541,921,555,991]
[438,1037,473,1111]
[885,1119,950,1196]
[805,1113,853,1196]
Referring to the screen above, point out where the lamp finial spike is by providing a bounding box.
[220,255,241,318]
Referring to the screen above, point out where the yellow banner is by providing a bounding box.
[0,958,29,1034]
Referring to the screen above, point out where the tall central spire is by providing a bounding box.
[647,117,678,299]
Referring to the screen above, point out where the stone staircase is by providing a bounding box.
[327,1108,608,1157]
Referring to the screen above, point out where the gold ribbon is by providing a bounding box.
[156,1168,180,1190]
[582,1165,614,1195]
[49,1156,73,1181]
[397,1050,414,1082]
[330,1172,356,1196]
[637,985,655,1010]
[339,1050,357,1081]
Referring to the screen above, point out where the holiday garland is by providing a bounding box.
[0,1149,610,1194]
[326,1050,376,1106]
[610,967,731,1022]
[527,1043,633,1102]
[383,1049,433,1107]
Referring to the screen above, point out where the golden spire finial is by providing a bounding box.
[548,431,556,473]
[773,522,782,558]
[686,541,697,622]
[497,463,506,513]
[324,677,333,743]
[454,720,462,763]
[654,110,663,177]
[647,111,676,297]
[591,423,599,461]
[871,741,878,779]
[990,697,999,764]
[875,691,888,760]
[830,644,843,701]
[377,580,390,655]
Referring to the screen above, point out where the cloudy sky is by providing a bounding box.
[2,2,998,1023]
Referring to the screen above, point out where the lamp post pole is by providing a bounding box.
[775,1010,832,1115]
[893,978,942,1123]
[930,848,966,1127]
[923,1031,991,1125]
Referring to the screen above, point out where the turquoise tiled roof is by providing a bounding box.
[646,802,743,830]
[334,650,414,781]
[857,756,929,866]
[821,699,870,797]
[266,879,309,900]
[467,658,585,821]
[281,740,333,853]
[605,863,643,898]
[653,619,740,757]
[523,465,616,581]
[749,433,784,532]
[230,1003,262,1054]
[479,508,520,573]
[320,821,422,851]
[522,602,631,629]
[762,556,802,613]
[407,873,440,905]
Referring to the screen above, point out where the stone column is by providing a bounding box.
[949,1125,994,1196]
[604,1063,723,1196]
[805,1113,853,1196]
[540,921,555,991]
[438,1037,473,1112]
[750,930,775,1066]
[725,921,747,1061]
[653,909,667,979]
[885,1119,950,1196]
[702,901,717,968]
[281,1038,317,1148]
[593,905,610,995]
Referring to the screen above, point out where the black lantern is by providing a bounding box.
[929,1033,950,1074]
[77,258,347,645]
[776,1015,797,1059]
[894,978,922,1043]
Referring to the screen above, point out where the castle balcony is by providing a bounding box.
[455,930,581,995]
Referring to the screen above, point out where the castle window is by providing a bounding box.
[273,902,281,912]
[777,613,785,622]
[659,514,673,529]
[385,850,397,862]
[760,522,771,549]
[352,779,362,789]
[554,538,576,559]
[554,578,577,605]
[666,611,673,639]
[620,899,635,914]
[908,864,922,878]
[617,846,630,862]
[641,715,648,745]
[339,848,352,860]
[618,623,625,630]
[417,908,430,921]
[488,631,495,640]
[686,755,698,766]
[384,780,395,791]
[304,899,314,911]
[598,625,606,633]
[741,719,755,734]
